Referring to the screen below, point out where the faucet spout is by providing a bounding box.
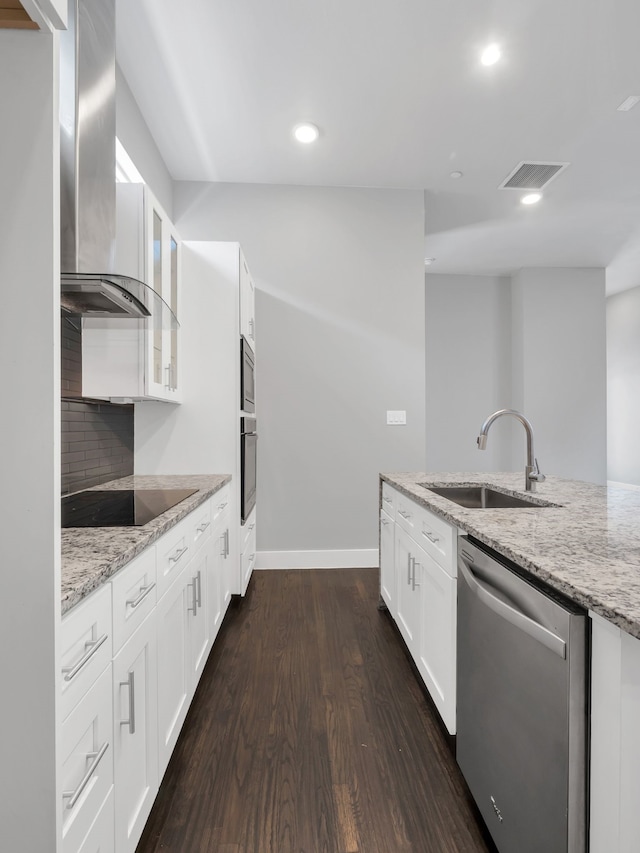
[476,408,545,492]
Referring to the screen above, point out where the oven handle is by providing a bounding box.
[458,552,566,659]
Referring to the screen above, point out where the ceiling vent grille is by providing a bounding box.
[499,161,569,190]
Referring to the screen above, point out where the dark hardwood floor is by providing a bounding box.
[136,568,494,853]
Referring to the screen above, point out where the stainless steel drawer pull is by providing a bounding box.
[196,521,211,534]
[380,517,388,526]
[62,633,108,682]
[168,545,188,564]
[407,553,413,585]
[187,579,197,615]
[220,534,227,556]
[62,742,109,809]
[126,582,156,610]
[195,570,202,608]
[218,501,228,510]
[225,528,230,557]
[249,553,255,562]
[119,671,136,735]
[412,560,421,591]
[248,523,255,531]
[423,529,440,544]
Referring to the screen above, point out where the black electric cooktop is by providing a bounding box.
[61,488,198,528]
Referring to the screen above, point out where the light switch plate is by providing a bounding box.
[387,410,407,425]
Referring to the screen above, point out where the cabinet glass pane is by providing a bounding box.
[170,236,178,390]
[153,211,163,385]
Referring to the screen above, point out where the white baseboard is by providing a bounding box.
[256,549,379,570]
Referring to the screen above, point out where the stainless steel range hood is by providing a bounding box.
[60,0,177,327]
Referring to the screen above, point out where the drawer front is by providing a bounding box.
[381,482,397,518]
[60,584,113,721]
[241,523,256,593]
[156,515,192,600]
[111,546,157,655]
[241,511,256,552]
[61,665,114,853]
[212,485,231,524]
[396,494,455,575]
[77,787,114,853]
[190,498,213,555]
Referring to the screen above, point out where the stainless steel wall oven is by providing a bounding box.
[240,417,257,523]
[240,335,255,413]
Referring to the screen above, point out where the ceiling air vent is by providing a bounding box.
[499,161,569,191]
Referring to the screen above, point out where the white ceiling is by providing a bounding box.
[116,0,640,293]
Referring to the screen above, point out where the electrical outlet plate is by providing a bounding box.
[386,410,407,425]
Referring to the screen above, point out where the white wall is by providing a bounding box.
[174,182,426,554]
[511,268,607,484]
[607,285,640,485]
[425,273,514,472]
[0,28,61,851]
[116,63,173,216]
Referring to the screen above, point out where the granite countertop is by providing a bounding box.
[381,471,640,640]
[61,474,231,615]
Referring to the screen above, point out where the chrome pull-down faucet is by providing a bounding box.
[477,409,545,492]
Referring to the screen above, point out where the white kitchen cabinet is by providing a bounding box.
[239,248,256,345]
[209,498,231,641]
[240,507,257,595]
[76,789,115,853]
[156,550,210,777]
[82,183,181,403]
[380,480,458,735]
[112,612,158,853]
[60,665,114,853]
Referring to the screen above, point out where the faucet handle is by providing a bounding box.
[529,458,545,483]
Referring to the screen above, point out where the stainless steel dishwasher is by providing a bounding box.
[456,537,588,853]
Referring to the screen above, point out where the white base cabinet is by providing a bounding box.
[112,613,158,853]
[380,481,457,734]
[60,488,233,853]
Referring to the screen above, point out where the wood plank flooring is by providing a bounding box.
[136,568,495,853]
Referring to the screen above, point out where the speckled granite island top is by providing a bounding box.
[61,474,231,615]
[381,471,640,640]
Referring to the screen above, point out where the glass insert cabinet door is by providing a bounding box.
[144,188,180,402]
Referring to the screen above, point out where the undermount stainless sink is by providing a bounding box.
[423,485,557,509]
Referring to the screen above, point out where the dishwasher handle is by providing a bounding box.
[458,553,566,659]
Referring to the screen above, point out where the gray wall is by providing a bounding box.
[174,182,426,552]
[607,285,640,485]
[425,274,514,472]
[512,268,607,485]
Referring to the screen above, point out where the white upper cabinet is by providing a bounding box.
[81,184,181,403]
[239,248,255,347]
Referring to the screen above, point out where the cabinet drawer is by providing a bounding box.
[190,498,213,554]
[111,546,157,655]
[241,510,256,552]
[381,482,397,518]
[241,523,256,583]
[156,515,192,600]
[77,787,114,853]
[60,584,113,721]
[396,494,455,576]
[212,485,231,523]
[60,665,114,853]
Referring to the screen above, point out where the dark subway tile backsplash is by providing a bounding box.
[61,400,134,494]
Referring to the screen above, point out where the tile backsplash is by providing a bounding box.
[61,314,134,494]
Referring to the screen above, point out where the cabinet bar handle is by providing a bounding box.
[412,560,421,591]
[187,579,197,614]
[423,529,439,544]
[218,500,228,510]
[197,521,210,534]
[119,671,136,735]
[126,582,156,609]
[407,553,412,585]
[195,570,202,608]
[225,529,230,557]
[169,545,188,564]
[62,633,108,682]
[220,534,226,556]
[380,517,388,526]
[62,742,109,809]
[248,523,255,531]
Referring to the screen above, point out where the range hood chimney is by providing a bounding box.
[60,0,176,326]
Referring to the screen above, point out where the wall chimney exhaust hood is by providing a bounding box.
[59,0,177,329]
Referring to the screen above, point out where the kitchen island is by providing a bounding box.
[381,471,640,639]
[380,470,640,853]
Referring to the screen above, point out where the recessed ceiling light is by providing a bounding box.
[293,123,320,144]
[424,257,436,265]
[450,171,463,179]
[617,95,640,112]
[480,44,501,66]
[521,193,542,205]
